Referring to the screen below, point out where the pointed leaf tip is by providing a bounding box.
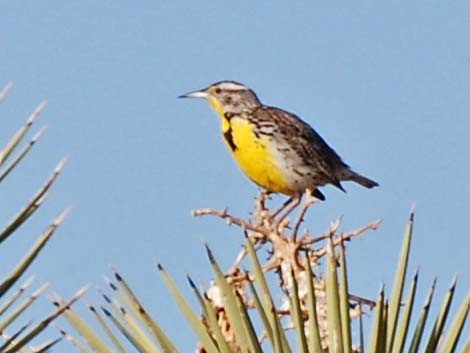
[101,306,111,316]
[450,275,459,290]
[114,271,123,281]
[0,81,14,101]
[53,207,72,226]
[413,268,419,281]
[101,293,111,303]
[26,100,48,125]
[32,125,48,142]
[187,275,196,288]
[204,243,215,262]
[20,276,36,290]
[409,205,415,221]
[54,157,69,174]
[32,283,49,297]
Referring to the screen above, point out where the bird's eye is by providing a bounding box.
[215,87,221,94]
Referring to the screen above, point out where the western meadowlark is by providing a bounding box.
[179,81,378,201]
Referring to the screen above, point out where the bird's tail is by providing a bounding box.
[342,170,379,189]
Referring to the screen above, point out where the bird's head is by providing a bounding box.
[179,81,261,116]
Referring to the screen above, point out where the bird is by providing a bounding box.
[179,81,378,202]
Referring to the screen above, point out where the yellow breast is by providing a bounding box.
[228,119,291,193]
[206,96,293,194]
[209,113,291,195]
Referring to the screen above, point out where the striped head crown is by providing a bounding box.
[180,81,261,115]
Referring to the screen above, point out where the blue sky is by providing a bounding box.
[1,1,468,350]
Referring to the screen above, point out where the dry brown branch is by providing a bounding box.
[311,219,382,260]
[192,208,267,235]
[193,191,381,351]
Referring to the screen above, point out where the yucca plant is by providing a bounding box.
[0,82,85,353]
[59,191,468,353]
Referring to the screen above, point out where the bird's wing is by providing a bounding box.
[253,106,348,190]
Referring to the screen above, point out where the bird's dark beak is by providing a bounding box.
[178,89,209,99]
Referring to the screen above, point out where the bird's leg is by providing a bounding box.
[271,196,295,219]
[273,195,302,232]
[291,189,315,242]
